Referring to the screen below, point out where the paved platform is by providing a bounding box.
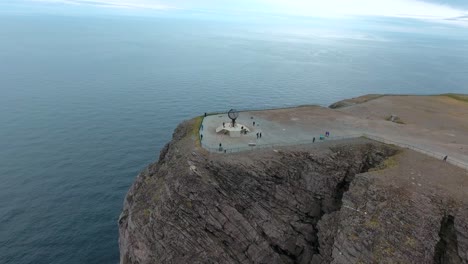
[198,97,468,168]
[199,109,344,152]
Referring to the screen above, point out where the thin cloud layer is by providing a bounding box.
[21,0,468,26]
[30,0,171,9]
[260,0,468,26]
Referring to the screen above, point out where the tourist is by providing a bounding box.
[200,134,203,141]
[223,122,225,128]
[219,143,223,152]
[313,137,315,143]
[256,132,259,139]
[443,155,448,161]
[260,132,262,138]
[204,112,207,117]
[253,121,255,126]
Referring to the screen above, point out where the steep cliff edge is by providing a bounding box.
[119,118,468,264]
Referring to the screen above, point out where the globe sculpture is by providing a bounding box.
[215,109,250,138]
[228,109,239,127]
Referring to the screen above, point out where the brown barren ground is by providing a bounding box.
[250,95,468,166]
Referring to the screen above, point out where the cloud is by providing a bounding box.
[29,0,172,9]
[446,14,468,21]
[257,0,468,20]
[22,0,468,26]
[264,0,468,27]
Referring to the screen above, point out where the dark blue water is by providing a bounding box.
[0,14,467,264]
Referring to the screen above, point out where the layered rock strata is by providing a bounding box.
[119,118,468,264]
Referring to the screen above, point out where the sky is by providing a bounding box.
[1,0,468,27]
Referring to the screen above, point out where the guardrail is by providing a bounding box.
[201,134,364,153]
[202,104,329,118]
[199,128,468,171]
[362,134,468,171]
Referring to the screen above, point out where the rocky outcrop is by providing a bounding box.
[119,118,468,264]
[329,94,383,109]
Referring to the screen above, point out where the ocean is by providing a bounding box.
[0,14,467,264]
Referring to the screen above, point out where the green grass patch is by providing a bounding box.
[443,93,468,103]
[405,236,417,248]
[382,155,399,168]
[369,151,401,172]
[152,176,166,203]
[365,218,380,229]
[143,209,151,217]
[192,116,204,146]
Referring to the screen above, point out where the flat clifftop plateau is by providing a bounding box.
[329,93,468,109]
[119,114,468,263]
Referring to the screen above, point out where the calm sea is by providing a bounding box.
[0,14,467,264]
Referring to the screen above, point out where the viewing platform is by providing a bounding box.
[197,95,468,171]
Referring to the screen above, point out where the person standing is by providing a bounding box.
[253,121,256,126]
[313,137,315,143]
[256,132,259,139]
[223,122,225,128]
[260,132,262,138]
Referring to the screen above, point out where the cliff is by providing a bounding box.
[119,117,468,264]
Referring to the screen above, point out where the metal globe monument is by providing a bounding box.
[228,109,239,127]
[215,109,250,137]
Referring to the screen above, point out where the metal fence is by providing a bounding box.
[199,130,468,172]
[202,104,329,117]
[362,134,468,171]
[198,110,468,171]
[201,134,364,153]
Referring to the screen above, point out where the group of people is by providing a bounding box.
[256,132,262,139]
[311,131,332,143]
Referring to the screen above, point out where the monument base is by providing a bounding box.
[216,123,250,138]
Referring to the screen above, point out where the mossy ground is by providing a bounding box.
[369,150,401,172]
[191,116,203,146]
[442,94,468,103]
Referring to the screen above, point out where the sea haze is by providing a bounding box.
[0,14,467,264]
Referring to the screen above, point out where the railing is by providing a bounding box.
[202,104,329,117]
[198,110,468,171]
[362,134,468,171]
[201,134,364,153]
[199,130,468,172]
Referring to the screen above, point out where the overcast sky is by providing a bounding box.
[2,0,468,27]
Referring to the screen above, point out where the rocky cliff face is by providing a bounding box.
[119,119,468,264]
